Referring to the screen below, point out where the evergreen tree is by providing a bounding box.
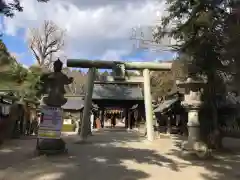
[0,39,14,66]
[154,0,235,147]
[0,0,49,17]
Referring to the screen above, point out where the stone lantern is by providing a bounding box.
[36,59,73,155]
[176,77,210,158]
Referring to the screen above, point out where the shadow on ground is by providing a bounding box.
[0,128,180,180]
[2,129,240,180]
[0,136,37,170]
[167,135,240,180]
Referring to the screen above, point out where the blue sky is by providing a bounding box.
[2,29,35,66]
[2,31,175,67]
[1,0,175,67]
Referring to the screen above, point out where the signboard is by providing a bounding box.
[38,105,63,139]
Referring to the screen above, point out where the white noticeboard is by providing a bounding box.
[38,106,63,139]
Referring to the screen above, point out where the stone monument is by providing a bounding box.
[176,77,211,159]
[36,59,73,155]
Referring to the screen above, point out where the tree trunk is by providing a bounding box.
[206,72,222,149]
[87,117,92,135]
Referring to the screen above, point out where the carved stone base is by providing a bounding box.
[36,138,67,155]
[193,141,211,159]
[181,140,193,151]
[181,140,211,159]
[188,126,201,142]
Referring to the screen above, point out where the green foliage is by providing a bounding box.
[223,4,240,92]
[20,65,45,99]
[0,40,28,91]
[0,0,49,17]
[0,39,15,66]
[151,71,174,99]
[150,59,187,99]
[155,0,229,77]
[0,40,41,99]
[153,0,230,142]
[0,41,50,101]
[153,0,237,100]
[10,63,28,83]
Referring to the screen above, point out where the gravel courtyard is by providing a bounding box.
[0,128,240,180]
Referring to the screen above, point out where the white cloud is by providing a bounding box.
[3,0,169,62]
[101,50,129,61]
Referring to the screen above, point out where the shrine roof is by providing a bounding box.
[62,97,84,110]
[62,96,99,110]
[92,84,143,101]
[153,98,179,113]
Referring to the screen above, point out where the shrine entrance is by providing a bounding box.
[92,83,145,129]
[67,59,172,141]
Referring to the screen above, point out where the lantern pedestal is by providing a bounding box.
[177,78,211,159]
[36,138,67,155]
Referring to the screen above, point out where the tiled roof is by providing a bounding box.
[62,97,84,110]
[62,97,99,110]
[153,98,179,113]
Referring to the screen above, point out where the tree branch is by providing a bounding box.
[30,45,41,65]
[27,20,65,68]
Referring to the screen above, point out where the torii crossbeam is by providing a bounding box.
[67,59,172,141]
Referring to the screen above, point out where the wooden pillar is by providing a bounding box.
[78,110,83,130]
[76,110,83,133]
[134,110,139,128]
[125,108,129,128]
[96,110,101,129]
[167,114,172,135]
[176,114,180,134]
[128,110,131,130]
[19,106,24,135]
[100,108,105,128]
[143,68,154,141]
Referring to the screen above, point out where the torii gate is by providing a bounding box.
[67,59,172,141]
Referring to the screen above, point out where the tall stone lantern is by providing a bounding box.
[176,77,211,158]
[36,59,73,155]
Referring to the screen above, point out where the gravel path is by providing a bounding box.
[0,128,240,180]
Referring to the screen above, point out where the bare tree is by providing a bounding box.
[63,68,87,95]
[27,20,65,67]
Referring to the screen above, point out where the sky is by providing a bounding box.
[1,0,175,67]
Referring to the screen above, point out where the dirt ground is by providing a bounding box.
[0,127,240,180]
